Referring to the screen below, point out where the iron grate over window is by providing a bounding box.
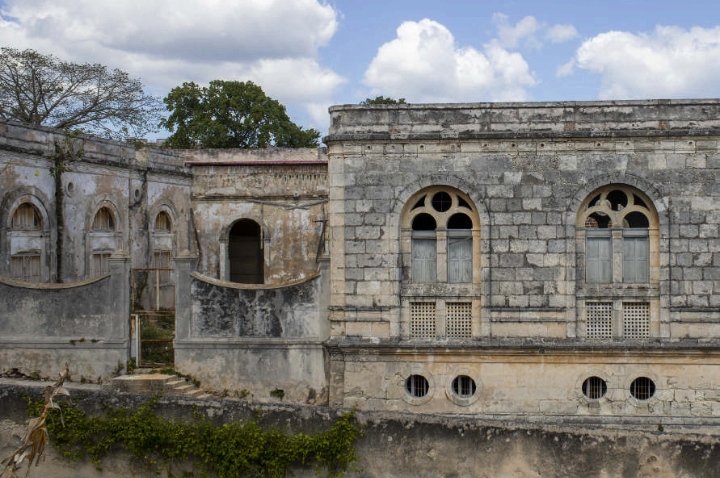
[582,376,608,400]
[406,375,429,398]
[446,302,472,338]
[587,302,613,339]
[623,302,650,339]
[451,375,477,398]
[630,377,656,400]
[410,302,436,338]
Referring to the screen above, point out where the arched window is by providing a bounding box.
[155,211,172,232]
[88,206,119,276]
[402,187,479,340]
[228,219,263,284]
[8,202,44,282]
[407,189,477,284]
[577,185,659,340]
[578,186,655,284]
[92,207,115,231]
[11,203,41,230]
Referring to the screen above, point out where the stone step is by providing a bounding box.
[112,372,210,399]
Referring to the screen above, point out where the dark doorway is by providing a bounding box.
[229,219,264,284]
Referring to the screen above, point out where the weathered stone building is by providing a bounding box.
[2,99,720,425]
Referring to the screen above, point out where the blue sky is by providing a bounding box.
[2,0,720,137]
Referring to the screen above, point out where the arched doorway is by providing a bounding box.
[228,219,264,284]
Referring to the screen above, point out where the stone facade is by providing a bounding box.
[3,100,720,424]
[324,100,720,419]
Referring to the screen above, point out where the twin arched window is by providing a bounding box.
[409,189,475,284]
[578,185,656,284]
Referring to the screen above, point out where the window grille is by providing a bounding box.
[630,377,655,400]
[10,254,41,282]
[451,375,476,398]
[410,302,436,338]
[586,302,612,339]
[623,302,649,339]
[582,376,607,399]
[406,375,429,398]
[446,302,472,338]
[11,203,41,230]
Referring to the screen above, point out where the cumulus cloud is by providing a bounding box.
[0,0,344,131]
[574,26,720,99]
[362,19,536,103]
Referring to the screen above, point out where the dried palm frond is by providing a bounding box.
[1,364,70,478]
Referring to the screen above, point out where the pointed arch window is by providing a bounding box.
[92,207,115,231]
[154,211,172,232]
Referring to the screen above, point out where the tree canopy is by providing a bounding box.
[0,47,163,140]
[361,96,407,105]
[161,80,320,149]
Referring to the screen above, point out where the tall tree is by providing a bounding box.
[0,47,162,140]
[162,80,320,149]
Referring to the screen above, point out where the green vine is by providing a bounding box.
[29,397,362,477]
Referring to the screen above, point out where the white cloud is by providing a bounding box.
[574,26,720,99]
[1,0,337,62]
[493,13,542,49]
[546,24,578,44]
[0,0,344,131]
[362,19,536,103]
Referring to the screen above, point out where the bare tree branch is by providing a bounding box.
[0,48,163,140]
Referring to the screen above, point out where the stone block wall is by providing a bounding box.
[326,100,720,341]
[325,100,720,415]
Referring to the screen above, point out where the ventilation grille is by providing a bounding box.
[587,302,613,339]
[410,302,436,338]
[446,302,472,338]
[623,302,650,339]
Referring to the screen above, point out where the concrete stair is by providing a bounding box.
[111,373,212,399]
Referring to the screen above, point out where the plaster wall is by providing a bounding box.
[187,148,328,284]
[0,254,131,380]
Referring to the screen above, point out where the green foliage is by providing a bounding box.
[32,397,361,477]
[361,96,407,105]
[269,388,285,400]
[126,359,137,375]
[0,47,162,140]
[161,80,320,149]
